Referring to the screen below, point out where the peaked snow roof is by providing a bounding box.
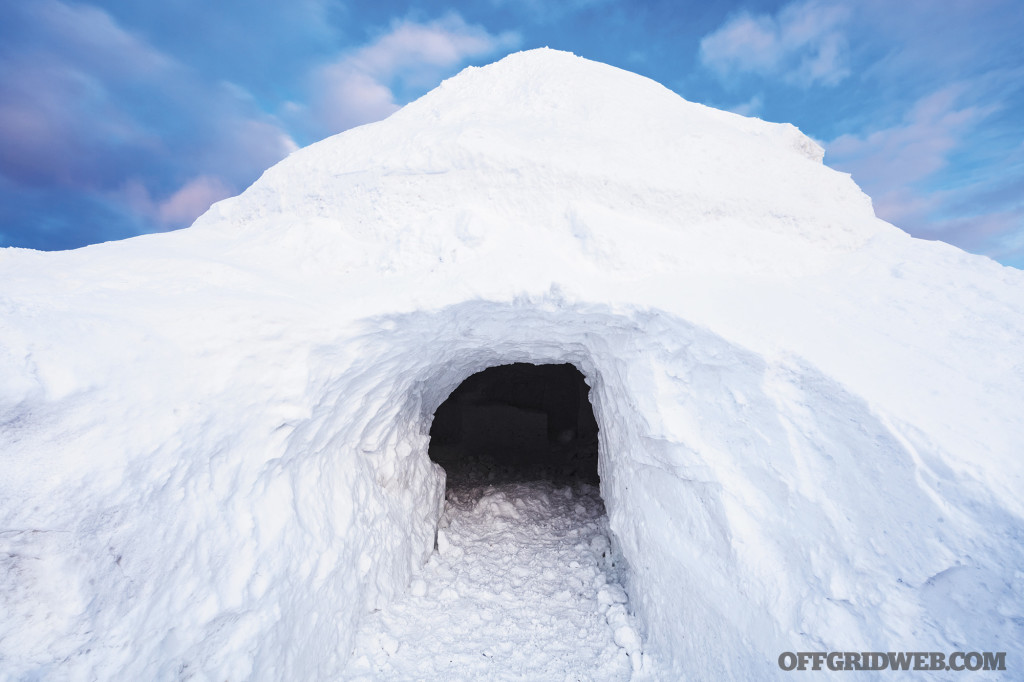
[192,48,883,278]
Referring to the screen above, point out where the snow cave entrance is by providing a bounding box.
[428,362,600,487]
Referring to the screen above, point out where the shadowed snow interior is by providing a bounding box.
[428,362,600,485]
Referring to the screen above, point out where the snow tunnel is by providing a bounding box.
[427,363,600,486]
[278,300,791,677]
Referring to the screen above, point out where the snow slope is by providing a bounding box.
[2,49,1023,680]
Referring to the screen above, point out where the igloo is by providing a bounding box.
[1,49,1022,680]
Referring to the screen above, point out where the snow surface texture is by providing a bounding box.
[343,478,649,680]
[2,49,1023,680]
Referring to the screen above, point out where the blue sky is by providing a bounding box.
[1,1,1021,268]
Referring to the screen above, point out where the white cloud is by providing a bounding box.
[700,0,850,87]
[701,14,780,73]
[729,94,764,117]
[356,16,517,81]
[310,14,520,136]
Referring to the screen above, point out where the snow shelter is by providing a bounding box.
[2,49,1022,681]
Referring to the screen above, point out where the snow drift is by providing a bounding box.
[2,49,1023,680]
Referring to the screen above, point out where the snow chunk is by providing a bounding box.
[598,584,629,610]
[614,624,642,653]
[473,490,521,520]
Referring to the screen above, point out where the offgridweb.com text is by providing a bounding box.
[778,651,1006,672]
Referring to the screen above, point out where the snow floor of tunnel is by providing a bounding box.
[342,472,657,681]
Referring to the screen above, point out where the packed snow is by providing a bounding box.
[2,49,1023,680]
[343,477,648,681]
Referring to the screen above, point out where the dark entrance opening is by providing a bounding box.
[428,363,599,486]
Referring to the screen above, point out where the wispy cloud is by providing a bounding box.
[306,13,520,137]
[827,86,991,225]
[0,1,297,244]
[728,94,765,117]
[0,59,152,189]
[699,0,850,88]
[24,0,174,77]
[826,84,1024,265]
[0,4,518,248]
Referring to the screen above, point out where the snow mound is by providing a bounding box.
[2,49,1023,680]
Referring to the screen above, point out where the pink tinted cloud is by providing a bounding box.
[157,176,234,227]
[313,65,401,134]
[826,85,1024,265]
[117,174,233,230]
[0,1,296,234]
[827,85,992,230]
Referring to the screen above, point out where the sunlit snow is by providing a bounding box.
[1,49,1022,680]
